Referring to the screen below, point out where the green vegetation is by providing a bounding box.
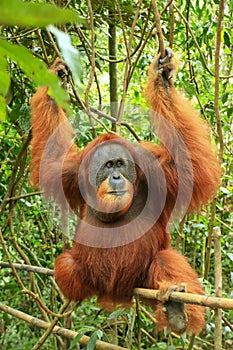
[0,0,232,349]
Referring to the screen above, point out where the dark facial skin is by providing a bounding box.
[100,159,128,194]
[89,143,136,191]
[87,143,137,222]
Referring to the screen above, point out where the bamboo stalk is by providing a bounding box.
[134,288,233,310]
[1,261,232,310]
[214,227,222,350]
[0,302,128,350]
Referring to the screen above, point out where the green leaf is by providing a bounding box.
[223,31,231,48]
[220,186,231,195]
[183,82,196,98]
[0,56,9,121]
[48,26,81,86]
[0,56,10,96]
[18,105,31,132]
[222,92,229,104]
[96,330,103,339]
[69,329,88,349]
[107,308,124,319]
[86,330,102,350]
[87,332,98,350]
[227,253,233,262]
[1,0,81,27]
[0,39,71,116]
[180,333,187,345]
[0,95,7,121]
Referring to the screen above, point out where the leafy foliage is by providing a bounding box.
[0,0,232,349]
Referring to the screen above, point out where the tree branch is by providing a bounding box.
[151,0,165,57]
[0,261,54,275]
[214,0,225,158]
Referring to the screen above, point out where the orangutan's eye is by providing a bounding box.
[116,160,123,167]
[105,161,114,168]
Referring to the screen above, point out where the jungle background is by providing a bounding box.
[0,0,232,349]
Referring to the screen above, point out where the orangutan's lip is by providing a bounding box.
[108,191,126,196]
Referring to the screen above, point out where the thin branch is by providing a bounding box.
[31,300,71,350]
[117,0,143,124]
[222,315,233,332]
[75,25,133,64]
[22,289,72,319]
[204,197,217,280]
[37,29,49,65]
[45,28,60,57]
[128,15,156,82]
[161,0,174,15]
[0,135,30,215]
[90,113,113,134]
[173,2,233,79]
[127,1,143,61]
[169,3,174,48]
[0,261,54,275]
[151,0,165,57]
[84,0,97,137]
[0,231,25,290]
[70,83,140,141]
[2,27,38,40]
[140,328,157,344]
[115,2,131,123]
[185,0,200,96]
[108,12,118,124]
[75,26,102,107]
[89,105,116,123]
[214,0,225,158]
[140,305,157,324]
[187,334,196,350]
[9,216,35,280]
[114,0,131,65]
[85,0,96,106]
[120,122,141,141]
[75,20,156,66]
[5,191,42,202]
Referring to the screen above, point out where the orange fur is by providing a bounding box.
[30,56,220,335]
[147,249,205,334]
[145,57,220,211]
[97,177,134,215]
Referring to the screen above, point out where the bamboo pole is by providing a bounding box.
[0,302,128,350]
[214,227,222,350]
[134,288,233,310]
[1,261,233,310]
